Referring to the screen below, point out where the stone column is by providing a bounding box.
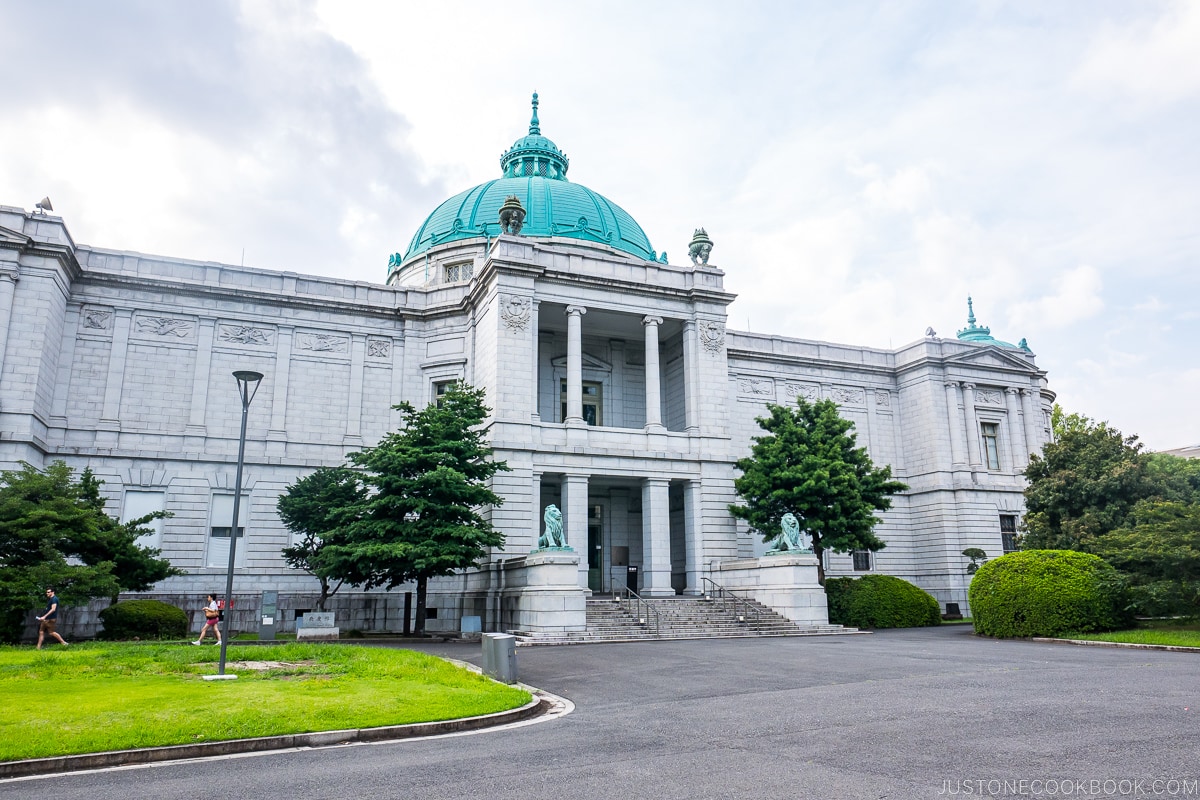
[682,320,699,433]
[961,382,983,467]
[564,306,586,425]
[683,479,704,595]
[944,381,966,467]
[1021,388,1040,459]
[531,471,543,551]
[562,473,589,589]
[641,478,673,597]
[344,333,366,445]
[1005,388,1027,470]
[183,319,216,450]
[642,315,664,432]
[0,267,18,405]
[99,309,133,429]
[266,325,292,447]
[530,301,540,422]
[50,304,80,421]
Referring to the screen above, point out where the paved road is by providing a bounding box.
[4,626,1197,800]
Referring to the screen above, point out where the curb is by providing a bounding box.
[1032,637,1200,653]
[0,694,549,779]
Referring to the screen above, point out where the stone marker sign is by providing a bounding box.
[297,611,339,641]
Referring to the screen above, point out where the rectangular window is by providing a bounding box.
[122,490,166,550]
[981,422,1001,470]
[207,493,247,568]
[433,379,457,407]
[560,380,602,426]
[444,263,473,283]
[852,550,872,571]
[1000,514,1018,554]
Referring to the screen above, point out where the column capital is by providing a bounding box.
[642,315,663,327]
[1006,387,1022,395]
[961,382,976,391]
[944,380,960,389]
[565,305,587,318]
[1020,387,1034,397]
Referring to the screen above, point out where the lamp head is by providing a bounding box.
[232,370,265,407]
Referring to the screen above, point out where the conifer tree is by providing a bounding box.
[730,398,907,584]
[321,384,508,635]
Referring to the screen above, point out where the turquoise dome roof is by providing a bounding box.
[956,297,1029,351]
[399,94,657,265]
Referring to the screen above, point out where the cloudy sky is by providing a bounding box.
[2,1,1197,450]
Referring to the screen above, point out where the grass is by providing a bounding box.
[0,642,531,762]
[1058,619,1200,648]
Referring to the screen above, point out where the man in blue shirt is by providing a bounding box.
[36,588,69,649]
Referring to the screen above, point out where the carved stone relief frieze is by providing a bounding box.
[500,294,532,333]
[975,389,1004,406]
[79,305,114,333]
[367,339,391,359]
[781,382,820,402]
[699,321,725,354]
[218,324,273,347]
[295,332,349,353]
[875,390,891,408]
[831,386,866,405]
[134,315,193,339]
[737,377,774,397]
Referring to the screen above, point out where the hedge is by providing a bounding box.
[826,574,942,629]
[98,599,189,641]
[968,550,1131,638]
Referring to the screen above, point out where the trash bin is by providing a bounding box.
[626,565,639,594]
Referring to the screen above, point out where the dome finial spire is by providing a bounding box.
[966,296,976,326]
[529,91,540,136]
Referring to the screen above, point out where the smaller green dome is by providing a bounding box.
[956,297,1022,349]
[500,93,569,180]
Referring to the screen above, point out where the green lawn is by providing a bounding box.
[1059,620,1200,648]
[0,642,530,762]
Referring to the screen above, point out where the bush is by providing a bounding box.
[98,599,188,640]
[969,550,1131,638]
[825,574,942,629]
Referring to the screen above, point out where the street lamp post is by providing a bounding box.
[216,370,264,678]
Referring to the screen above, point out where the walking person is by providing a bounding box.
[36,588,69,649]
[193,594,222,645]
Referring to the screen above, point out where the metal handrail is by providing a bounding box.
[701,577,763,628]
[614,587,660,637]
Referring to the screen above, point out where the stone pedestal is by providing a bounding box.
[502,551,586,633]
[715,554,829,625]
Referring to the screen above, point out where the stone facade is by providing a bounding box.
[0,199,1052,636]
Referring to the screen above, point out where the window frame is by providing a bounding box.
[1000,514,1018,554]
[980,421,1001,470]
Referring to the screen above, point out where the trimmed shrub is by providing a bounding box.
[98,599,188,641]
[969,550,1131,638]
[826,574,942,629]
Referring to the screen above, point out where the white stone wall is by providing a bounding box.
[0,207,1050,631]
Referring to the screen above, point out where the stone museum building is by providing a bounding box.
[0,96,1054,635]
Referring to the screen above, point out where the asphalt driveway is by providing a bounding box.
[5,625,1197,800]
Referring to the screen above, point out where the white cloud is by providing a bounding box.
[1072,1,1200,105]
[1009,265,1105,331]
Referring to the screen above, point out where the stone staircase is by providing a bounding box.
[511,596,859,646]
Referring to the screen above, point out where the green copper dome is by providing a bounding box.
[398,94,657,266]
[956,297,1028,350]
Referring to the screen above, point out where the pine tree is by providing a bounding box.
[730,398,907,584]
[278,466,367,610]
[321,384,508,635]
